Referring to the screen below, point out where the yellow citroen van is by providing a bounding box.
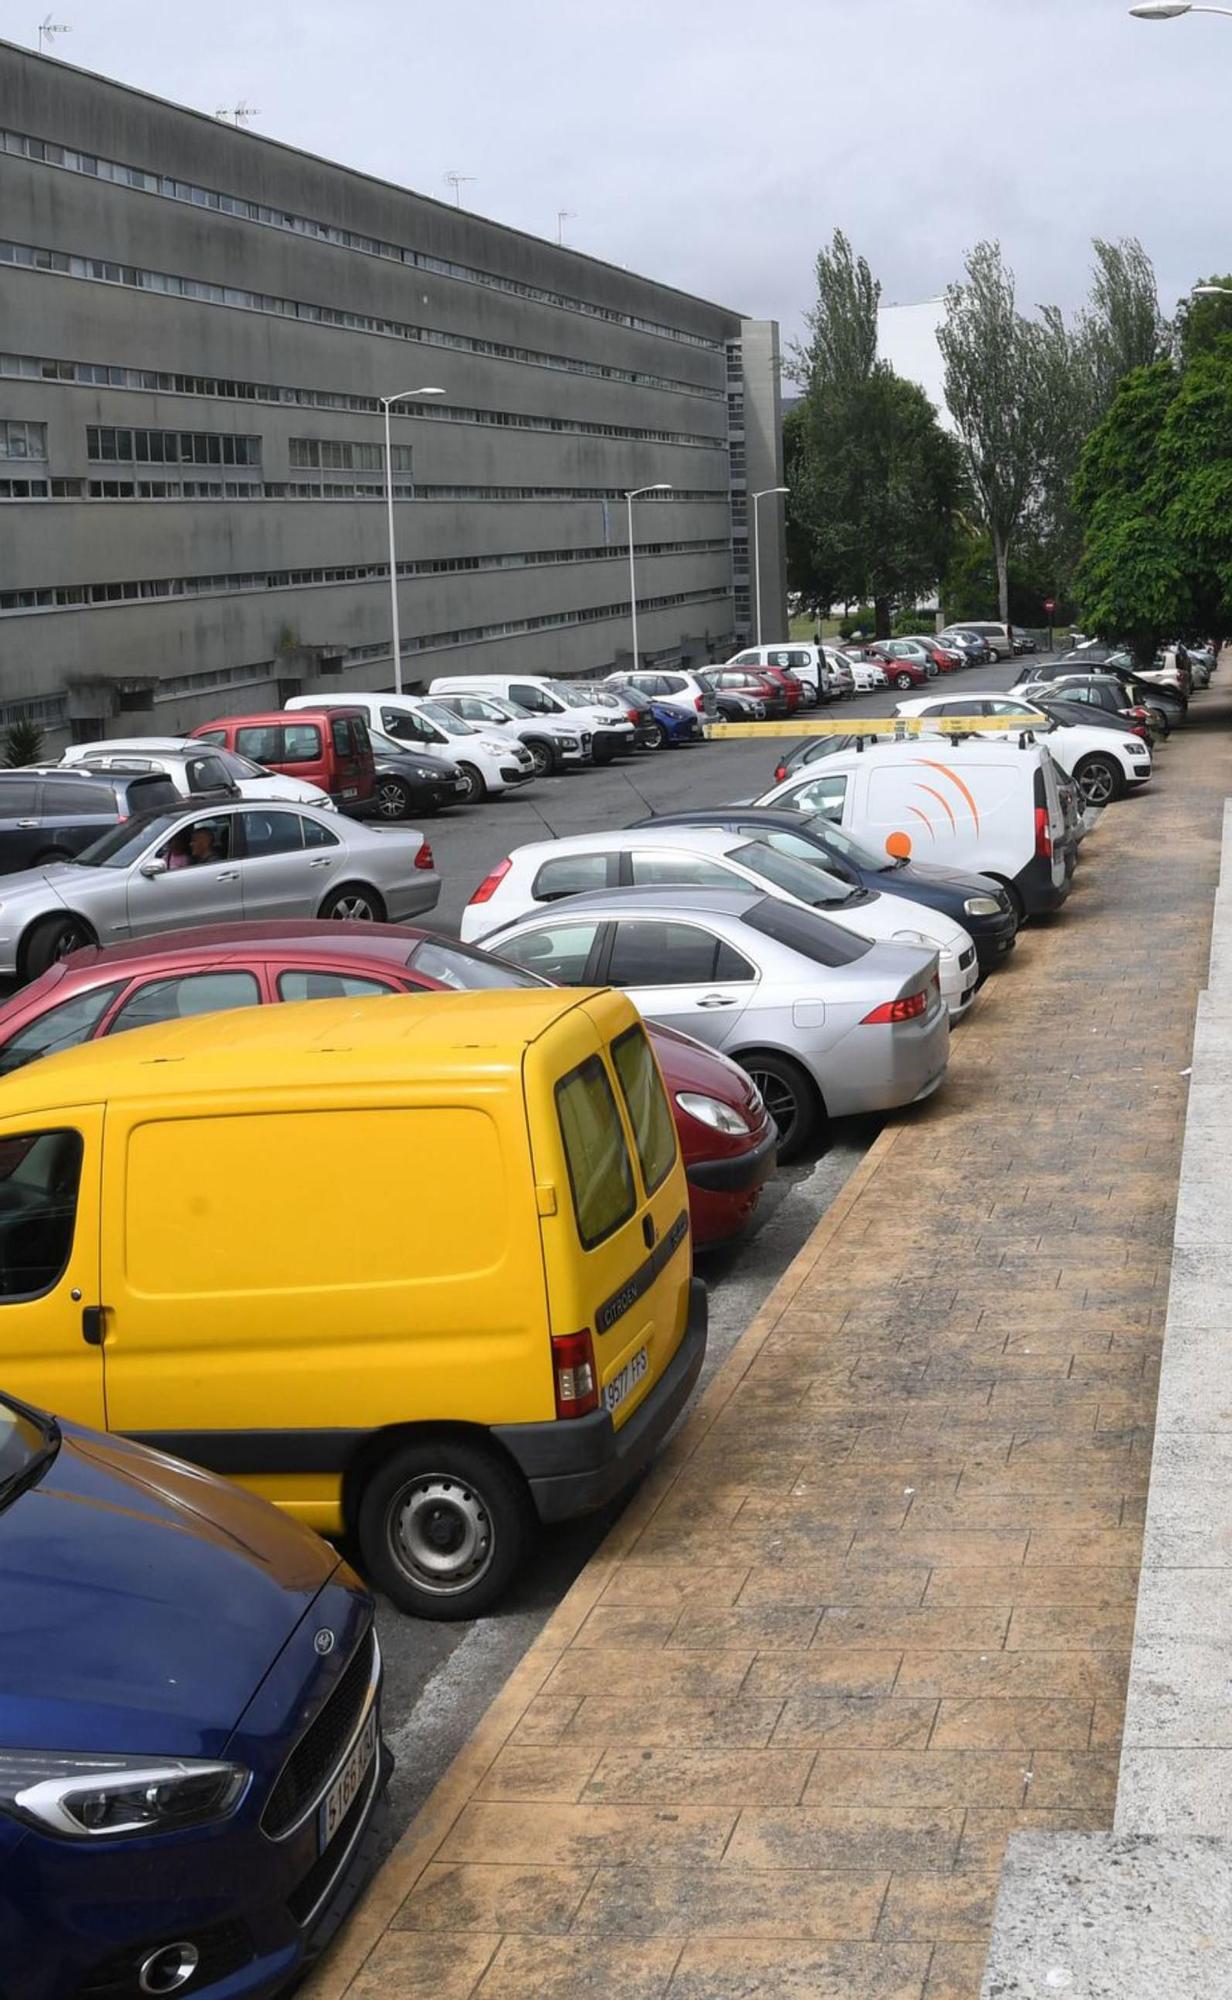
[0,988,705,1616]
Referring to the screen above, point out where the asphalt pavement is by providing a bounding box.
[370,648,1040,1853]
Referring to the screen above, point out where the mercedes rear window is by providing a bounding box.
[739,898,873,967]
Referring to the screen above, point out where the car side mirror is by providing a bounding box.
[139,857,169,880]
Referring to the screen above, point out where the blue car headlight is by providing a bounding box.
[0,1751,249,1838]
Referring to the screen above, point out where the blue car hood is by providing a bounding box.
[889,861,1006,899]
[0,1423,340,1758]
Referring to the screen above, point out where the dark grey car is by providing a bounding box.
[0,769,180,876]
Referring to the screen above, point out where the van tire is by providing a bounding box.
[21,912,95,980]
[318,883,387,923]
[736,1050,822,1162]
[356,1436,532,1619]
[1073,753,1123,807]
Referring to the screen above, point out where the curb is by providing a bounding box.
[302,1111,911,1997]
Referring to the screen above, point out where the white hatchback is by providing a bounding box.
[893,693,1151,807]
[60,737,334,809]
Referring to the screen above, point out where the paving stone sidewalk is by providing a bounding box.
[312,696,1232,2000]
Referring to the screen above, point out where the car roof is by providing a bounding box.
[27,919,438,975]
[493,885,763,924]
[0,987,599,1113]
[633,807,826,833]
[196,709,364,727]
[66,738,213,757]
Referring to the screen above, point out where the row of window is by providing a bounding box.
[2,125,725,357]
[288,439,413,472]
[0,418,46,460]
[86,426,262,466]
[0,540,730,614]
[0,475,730,508]
[0,239,724,419]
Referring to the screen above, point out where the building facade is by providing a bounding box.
[0,42,786,745]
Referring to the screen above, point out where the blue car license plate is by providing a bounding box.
[319,1705,378,1850]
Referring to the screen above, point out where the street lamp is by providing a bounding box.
[1129,3,1232,19]
[625,484,671,671]
[751,486,789,646]
[1194,284,1232,295]
[379,388,445,696]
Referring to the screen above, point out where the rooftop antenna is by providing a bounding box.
[556,209,577,246]
[215,101,260,127]
[444,172,475,208]
[37,14,70,54]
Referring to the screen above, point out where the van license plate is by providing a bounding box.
[319,1706,377,1850]
[605,1345,648,1414]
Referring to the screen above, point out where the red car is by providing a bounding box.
[755,665,803,713]
[865,641,932,689]
[912,636,964,674]
[0,923,776,1249]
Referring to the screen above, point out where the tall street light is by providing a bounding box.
[380,388,445,696]
[752,486,789,646]
[625,483,671,671]
[1129,3,1232,19]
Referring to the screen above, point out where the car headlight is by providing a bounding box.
[559,736,580,750]
[963,896,1002,917]
[675,1091,752,1136]
[413,766,441,781]
[0,1752,249,1839]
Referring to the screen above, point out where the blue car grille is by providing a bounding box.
[76,1920,253,1998]
[262,1625,375,1840]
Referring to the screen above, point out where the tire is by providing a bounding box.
[318,883,387,923]
[1150,708,1171,738]
[593,740,616,766]
[21,912,94,981]
[991,876,1026,924]
[738,1051,822,1163]
[1073,753,1122,807]
[524,738,555,778]
[456,762,486,804]
[644,720,667,751]
[375,777,412,822]
[895,673,915,691]
[356,1434,532,1619]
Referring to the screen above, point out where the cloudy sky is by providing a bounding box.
[7,0,1227,392]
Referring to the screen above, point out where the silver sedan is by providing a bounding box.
[0,798,440,983]
[482,885,949,1158]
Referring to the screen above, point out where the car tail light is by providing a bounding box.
[774,762,787,782]
[468,856,512,904]
[861,990,928,1025]
[415,841,435,871]
[626,709,639,725]
[552,1329,600,1419]
[1035,806,1053,859]
[695,695,705,712]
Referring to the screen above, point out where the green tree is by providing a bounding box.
[3,719,44,767]
[1083,236,1167,407]
[1176,276,1232,363]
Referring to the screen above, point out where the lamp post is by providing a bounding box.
[625,483,671,671]
[379,388,445,696]
[751,485,789,646]
[1129,3,1232,19]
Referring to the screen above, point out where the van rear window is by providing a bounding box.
[555,1056,636,1250]
[611,1026,676,1197]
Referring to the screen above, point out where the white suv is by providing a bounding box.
[605,669,718,721]
[727,645,824,705]
[428,690,588,775]
[285,692,534,803]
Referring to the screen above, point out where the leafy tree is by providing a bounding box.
[3,719,44,767]
[793,228,879,393]
[939,242,1050,627]
[1083,237,1167,408]
[1176,276,1232,363]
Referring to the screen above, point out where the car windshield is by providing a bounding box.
[416,701,478,737]
[408,937,546,991]
[729,839,866,909]
[543,680,583,707]
[0,1397,57,1512]
[798,814,888,873]
[213,748,267,780]
[369,726,414,757]
[489,697,530,720]
[73,810,188,868]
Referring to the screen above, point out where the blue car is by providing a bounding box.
[650,699,704,747]
[0,1394,387,2000]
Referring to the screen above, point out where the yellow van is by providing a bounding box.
[0,988,705,1616]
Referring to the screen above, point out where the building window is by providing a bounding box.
[85,426,261,467]
[289,438,412,472]
[0,419,47,460]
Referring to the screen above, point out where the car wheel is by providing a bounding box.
[1074,754,1122,807]
[644,720,667,751]
[1150,707,1171,737]
[376,777,412,821]
[319,883,387,923]
[456,762,486,803]
[738,1051,822,1163]
[21,913,94,981]
[356,1435,532,1619]
[895,673,915,691]
[525,738,555,778]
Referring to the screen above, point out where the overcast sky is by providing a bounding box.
[7,0,1228,395]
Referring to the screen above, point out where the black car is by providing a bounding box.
[365,724,466,818]
[699,674,767,723]
[0,768,180,875]
[633,806,1019,975]
[604,682,666,751]
[1033,694,1157,742]
[1042,664,1186,729]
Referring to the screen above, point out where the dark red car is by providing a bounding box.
[755,665,803,713]
[911,636,964,674]
[864,641,932,689]
[0,922,776,1249]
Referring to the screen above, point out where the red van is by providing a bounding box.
[190,709,377,814]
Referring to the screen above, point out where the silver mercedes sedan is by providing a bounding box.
[481,886,950,1158]
[0,797,439,984]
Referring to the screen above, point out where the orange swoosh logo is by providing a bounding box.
[915,784,957,831]
[908,806,936,842]
[916,759,981,834]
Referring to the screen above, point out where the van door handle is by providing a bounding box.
[696,993,740,1009]
[82,1305,108,1346]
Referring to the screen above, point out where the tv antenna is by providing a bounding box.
[444,172,475,208]
[215,101,260,127]
[37,14,70,54]
[556,209,577,246]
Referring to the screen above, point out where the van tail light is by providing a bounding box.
[552,1329,600,1419]
[468,856,512,904]
[415,841,435,871]
[1035,806,1053,859]
[861,990,928,1025]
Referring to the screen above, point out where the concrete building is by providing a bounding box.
[0,42,786,746]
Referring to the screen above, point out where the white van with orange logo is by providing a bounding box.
[758,737,1070,923]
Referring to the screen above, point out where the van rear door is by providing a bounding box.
[528,1004,690,1434]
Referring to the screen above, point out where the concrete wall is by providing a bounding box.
[0,41,784,742]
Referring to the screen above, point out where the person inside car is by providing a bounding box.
[187,825,221,866]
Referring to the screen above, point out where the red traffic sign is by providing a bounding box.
[1043,599,1056,613]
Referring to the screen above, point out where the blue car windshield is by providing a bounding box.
[0,1399,57,1509]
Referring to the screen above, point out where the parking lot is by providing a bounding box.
[371,647,1049,1849]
